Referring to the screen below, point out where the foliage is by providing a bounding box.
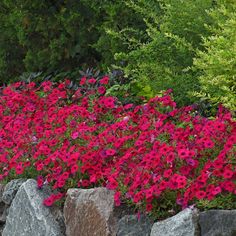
[0,0,235,112]
[0,0,101,83]
[96,0,215,106]
[0,1,26,82]
[88,0,148,69]
[0,78,235,219]
[193,0,236,111]
[196,193,236,210]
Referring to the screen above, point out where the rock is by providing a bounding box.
[2,179,26,205]
[150,208,200,236]
[117,214,153,236]
[0,179,26,233]
[0,184,6,235]
[0,224,4,236]
[0,184,6,223]
[64,187,117,236]
[199,210,236,236]
[0,183,7,231]
[0,184,4,202]
[0,204,7,223]
[2,179,65,236]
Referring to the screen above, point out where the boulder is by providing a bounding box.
[2,179,26,205]
[0,183,6,235]
[0,225,3,236]
[2,179,65,236]
[199,210,236,236]
[117,214,153,236]
[0,184,4,202]
[0,184,6,223]
[64,187,117,236]
[0,204,7,224]
[150,208,200,236]
[0,179,26,227]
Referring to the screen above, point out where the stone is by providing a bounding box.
[199,210,236,236]
[2,179,65,236]
[0,224,4,236]
[0,184,6,223]
[1,179,26,205]
[0,184,4,202]
[0,184,6,235]
[0,204,7,223]
[64,187,117,236]
[0,179,26,234]
[150,208,200,236]
[117,214,153,236]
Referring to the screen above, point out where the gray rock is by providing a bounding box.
[199,210,236,236]
[0,184,6,223]
[64,187,117,236]
[2,179,26,205]
[117,214,153,236]
[150,208,200,236]
[2,179,65,236]
[0,184,4,202]
[0,224,4,236]
[0,204,7,223]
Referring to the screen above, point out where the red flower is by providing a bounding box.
[71,164,79,174]
[195,190,206,199]
[43,196,54,207]
[100,76,109,85]
[146,204,153,212]
[80,77,86,86]
[98,86,106,94]
[71,132,79,140]
[105,149,116,156]
[223,168,234,179]
[163,169,172,178]
[88,78,96,84]
[114,191,121,206]
[37,176,44,188]
[178,149,190,159]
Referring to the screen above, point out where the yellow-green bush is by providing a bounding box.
[105,0,215,106]
[193,0,236,111]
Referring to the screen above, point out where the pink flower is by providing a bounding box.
[43,196,54,207]
[195,191,206,199]
[88,78,96,84]
[114,191,121,206]
[146,204,153,212]
[105,149,116,156]
[98,86,106,94]
[100,76,109,85]
[71,132,79,140]
[178,149,190,159]
[37,176,44,189]
[212,186,222,196]
[223,168,234,179]
[80,77,86,86]
[71,164,79,174]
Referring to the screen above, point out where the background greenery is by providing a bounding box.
[0,0,235,112]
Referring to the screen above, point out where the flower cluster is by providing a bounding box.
[0,76,235,215]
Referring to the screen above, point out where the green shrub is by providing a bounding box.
[89,0,148,69]
[0,2,26,82]
[99,0,215,106]
[1,0,235,112]
[0,0,101,83]
[193,0,236,111]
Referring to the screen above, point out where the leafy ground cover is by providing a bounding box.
[0,77,235,220]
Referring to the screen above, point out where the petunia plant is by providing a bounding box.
[0,76,235,220]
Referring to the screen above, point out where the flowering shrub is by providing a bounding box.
[0,76,235,219]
